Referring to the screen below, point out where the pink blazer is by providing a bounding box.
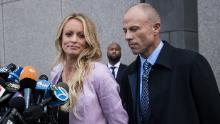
[51,62,128,124]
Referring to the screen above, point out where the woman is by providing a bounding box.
[50,13,128,124]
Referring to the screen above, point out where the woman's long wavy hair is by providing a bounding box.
[53,13,101,112]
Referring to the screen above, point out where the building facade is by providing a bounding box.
[0,0,219,89]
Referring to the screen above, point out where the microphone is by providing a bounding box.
[0,67,23,102]
[9,92,25,112]
[7,66,23,83]
[35,74,50,104]
[0,78,20,104]
[0,92,26,124]
[19,66,37,81]
[0,67,22,103]
[35,74,50,91]
[23,82,69,122]
[42,82,69,107]
[38,74,48,81]
[0,63,16,80]
[19,66,38,110]
[23,104,44,122]
[1,67,23,94]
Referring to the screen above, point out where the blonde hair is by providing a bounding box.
[53,13,101,112]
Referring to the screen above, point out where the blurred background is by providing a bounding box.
[0,0,219,90]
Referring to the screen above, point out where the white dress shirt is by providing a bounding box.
[108,61,121,78]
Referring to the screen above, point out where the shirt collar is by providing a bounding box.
[108,61,120,68]
[139,41,164,66]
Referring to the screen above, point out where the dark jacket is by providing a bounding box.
[119,41,220,124]
[116,63,127,84]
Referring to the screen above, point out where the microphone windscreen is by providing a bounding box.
[9,94,25,112]
[7,63,17,72]
[19,66,37,89]
[38,74,48,81]
[20,78,36,89]
[23,105,44,121]
[56,82,69,93]
[19,66,38,81]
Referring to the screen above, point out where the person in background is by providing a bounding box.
[107,42,127,83]
[51,12,128,124]
[120,3,220,124]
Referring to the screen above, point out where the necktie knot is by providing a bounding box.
[111,66,116,70]
[143,60,152,70]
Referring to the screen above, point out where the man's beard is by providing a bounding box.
[108,55,120,64]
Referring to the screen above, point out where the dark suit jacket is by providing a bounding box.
[119,41,220,124]
[116,63,127,83]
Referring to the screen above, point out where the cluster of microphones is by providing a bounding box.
[0,63,69,124]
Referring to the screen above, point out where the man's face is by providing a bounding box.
[107,43,121,63]
[123,8,156,57]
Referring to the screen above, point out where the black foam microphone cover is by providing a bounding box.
[23,105,44,122]
[39,74,48,81]
[9,96,25,113]
[20,78,37,89]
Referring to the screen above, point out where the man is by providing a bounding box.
[107,42,127,83]
[120,3,220,124]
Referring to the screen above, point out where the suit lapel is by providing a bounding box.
[127,57,140,114]
[128,72,138,109]
[116,64,125,80]
[116,64,123,80]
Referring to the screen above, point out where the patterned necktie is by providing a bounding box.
[111,66,116,78]
[140,60,152,122]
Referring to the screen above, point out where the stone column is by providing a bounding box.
[198,0,220,89]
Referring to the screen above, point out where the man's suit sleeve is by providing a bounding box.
[190,54,220,124]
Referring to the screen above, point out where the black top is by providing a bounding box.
[58,110,69,124]
[57,76,69,124]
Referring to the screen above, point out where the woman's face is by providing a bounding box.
[62,18,86,58]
